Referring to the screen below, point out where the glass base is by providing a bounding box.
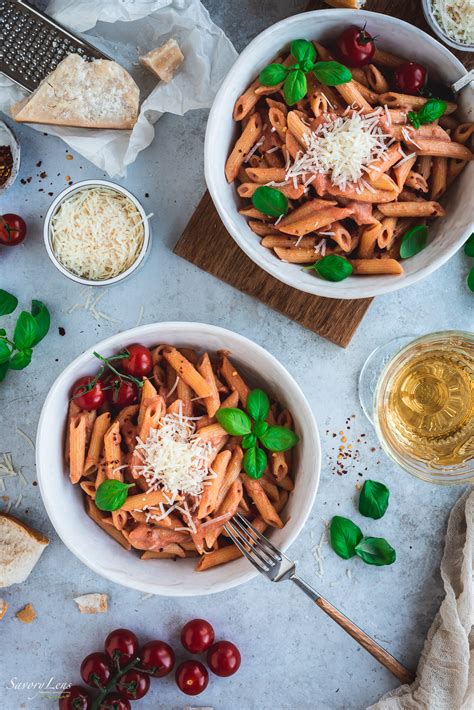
[358,335,417,425]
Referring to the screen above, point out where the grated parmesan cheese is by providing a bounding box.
[50,187,145,281]
[431,0,474,45]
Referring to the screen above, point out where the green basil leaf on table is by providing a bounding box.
[464,233,474,258]
[259,425,299,452]
[95,480,134,512]
[253,420,269,438]
[242,433,257,450]
[355,537,396,566]
[290,39,316,65]
[0,290,18,316]
[307,254,353,282]
[399,224,428,259]
[259,63,288,86]
[0,341,11,365]
[9,348,32,370]
[30,300,50,346]
[283,68,307,105]
[215,407,252,436]
[246,388,270,422]
[313,61,352,86]
[330,516,363,560]
[252,186,289,217]
[13,311,38,350]
[0,361,9,382]
[468,267,474,293]
[358,480,390,520]
[243,446,267,479]
[417,98,447,125]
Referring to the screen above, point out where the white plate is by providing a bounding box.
[205,9,474,299]
[36,322,321,596]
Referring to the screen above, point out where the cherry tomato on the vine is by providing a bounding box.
[181,619,215,654]
[207,641,241,677]
[175,660,209,696]
[121,344,153,378]
[58,685,91,710]
[106,379,139,407]
[71,376,106,411]
[98,693,131,710]
[116,669,150,701]
[139,640,175,677]
[0,213,27,246]
[105,628,139,668]
[393,61,427,95]
[335,26,375,67]
[80,652,113,689]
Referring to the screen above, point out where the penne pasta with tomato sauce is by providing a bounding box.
[226,34,473,280]
[65,343,299,570]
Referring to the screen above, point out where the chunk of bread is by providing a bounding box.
[11,54,139,129]
[0,513,49,588]
[16,602,37,624]
[0,598,8,620]
[74,593,108,614]
[139,39,184,83]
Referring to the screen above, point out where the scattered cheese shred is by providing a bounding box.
[432,0,474,45]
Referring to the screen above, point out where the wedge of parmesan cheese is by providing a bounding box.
[0,513,49,588]
[74,593,109,614]
[140,39,184,83]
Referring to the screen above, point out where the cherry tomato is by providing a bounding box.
[106,380,139,407]
[139,640,175,677]
[181,619,215,654]
[98,693,131,710]
[116,669,150,701]
[58,685,91,710]
[121,344,153,378]
[105,628,139,668]
[72,376,106,411]
[175,660,209,696]
[335,26,375,67]
[207,641,241,677]
[80,652,113,689]
[0,213,27,246]
[393,62,427,95]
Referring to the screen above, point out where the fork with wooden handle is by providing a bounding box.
[225,513,415,685]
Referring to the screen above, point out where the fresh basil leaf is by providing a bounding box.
[243,446,267,479]
[464,233,474,257]
[259,63,288,86]
[246,388,270,422]
[0,329,5,336]
[30,300,50,346]
[95,479,134,512]
[417,98,447,125]
[313,61,352,86]
[359,480,390,520]
[13,311,38,350]
[215,407,252,436]
[253,420,269,438]
[242,433,257,450]
[307,254,353,282]
[468,267,474,293]
[330,516,363,560]
[9,348,32,370]
[283,68,307,105]
[355,537,396,566]
[259,425,299,452]
[252,186,289,217]
[290,39,316,65]
[0,290,18,316]
[0,361,9,382]
[407,111,421,130]
[400,224,428,259]
[0,341,11,365]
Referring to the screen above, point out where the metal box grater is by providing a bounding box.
[0,0,110,93]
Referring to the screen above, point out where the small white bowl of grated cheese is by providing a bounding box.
[44,180,151,286]
[422,0,474,51]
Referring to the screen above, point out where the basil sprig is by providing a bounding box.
[252,185,288,217]
[399,224,428,259]
[259,38,351,106]
[358,480,390,520]
[305,254,353,282]
[354,537,396,566]
[215,387,299,479]
[0,290,50,383]
[95,480,134,512]
[330,516,363,559]
[407,98,447,130]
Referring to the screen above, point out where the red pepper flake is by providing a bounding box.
[58,327,66,336]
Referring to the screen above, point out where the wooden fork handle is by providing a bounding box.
[315,596,415,685]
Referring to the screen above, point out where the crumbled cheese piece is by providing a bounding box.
[311,527,328,578]
[0,598,8,620]
[50,187,145,281]
[139,39,184,83]
[16,603,37,624]
[432,0,474,45]
[74,593,108,614]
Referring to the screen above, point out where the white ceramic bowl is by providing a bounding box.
[205,9,474,299]
[43,179,151,287]
[36,322,320,596]
[422,0,474,52]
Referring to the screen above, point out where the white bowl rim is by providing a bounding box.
[43,179,150,287]
[205,8,472,300]
[36,321,321,596]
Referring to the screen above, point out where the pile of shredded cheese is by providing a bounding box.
[432,0,474,46]
[50,187,145,280]
[285,109,392,192]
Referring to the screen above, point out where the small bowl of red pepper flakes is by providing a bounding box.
[0,120,20,192]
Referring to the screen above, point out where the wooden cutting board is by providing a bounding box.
[174,0,471,348]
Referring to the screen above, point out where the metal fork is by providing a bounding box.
[225,513,414,685]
